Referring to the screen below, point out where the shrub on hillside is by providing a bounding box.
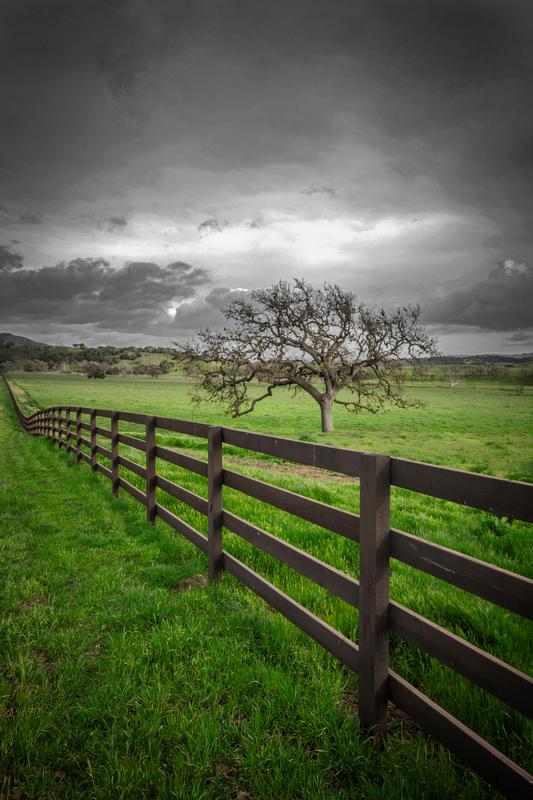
[84,361,106,379]
[132,363,164,377]
[159,359,174,373]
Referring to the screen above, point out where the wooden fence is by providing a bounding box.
[4,378,533,798]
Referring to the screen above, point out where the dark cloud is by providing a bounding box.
[3,1,531,200]
[198,219,228,237]
[0,256,210,334]
[506,332,532,344]
[18,211,42,224]
[204,286,248,310]
[0,243,23,271]
[300,181,335,197]
[424,259,533,332]
[1,1,532,351]
[169,286,250,332]
[104,216,128,231]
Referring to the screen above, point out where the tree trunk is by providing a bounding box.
[320,396,334,433]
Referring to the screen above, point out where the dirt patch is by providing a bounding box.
[340,690,359,714]
[226,455,353,484]
[165,444,354,485]
[28,649,55,675]
[214,763,232,779]
[388,704,420,738]
[340,692,420,739]
[86,640,104,661]
[207,762,256,800]
[20,596,47,611]
[171,573,208,593]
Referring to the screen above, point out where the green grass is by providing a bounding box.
[1,375,532,798]
[11,372,533,481]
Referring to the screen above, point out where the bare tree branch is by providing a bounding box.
[174,278,438,431]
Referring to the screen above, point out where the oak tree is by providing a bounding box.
[176,279,437,432]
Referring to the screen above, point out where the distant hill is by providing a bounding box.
[1,332,532,363]
[0,332,177,376]
[426,353,533,365]
[0,332,50,347]
[0,332,531,383]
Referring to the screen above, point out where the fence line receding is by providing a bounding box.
[4,378,533,799]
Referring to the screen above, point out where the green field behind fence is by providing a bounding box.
[10,372,533,480]
[1,374,532,799]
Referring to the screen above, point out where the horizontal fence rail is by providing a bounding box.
[4,377,533,798]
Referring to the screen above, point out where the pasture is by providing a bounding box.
[11,371,533,480]
[1,373,532,798]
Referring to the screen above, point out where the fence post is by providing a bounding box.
[358,453,391,740]
[111,411,119,497]
[90,409,97,470]
[65,407,71,451]
[76,408,82,463]
[146,417,156,523]
[57,406,63,450]
[208,426,223,581]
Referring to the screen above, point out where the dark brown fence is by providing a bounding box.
[5,378,533,798]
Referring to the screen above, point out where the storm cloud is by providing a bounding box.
[0,253,210,335]
[425,259,533,332]
[0,244,24,272]
[1,1,532,351]
[104,216,128,232]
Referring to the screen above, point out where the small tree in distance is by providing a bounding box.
[84,361,106,379]
[175,278,438,432]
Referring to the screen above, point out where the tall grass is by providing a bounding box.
[2,375,532,798]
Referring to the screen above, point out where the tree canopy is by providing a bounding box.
[175,278,438,432]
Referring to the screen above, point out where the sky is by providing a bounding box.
[1,0,532,353]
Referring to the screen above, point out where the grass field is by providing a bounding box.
[11,371,533,480]
[1,374,532,798]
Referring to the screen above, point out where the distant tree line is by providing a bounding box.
[0,338,176,379]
